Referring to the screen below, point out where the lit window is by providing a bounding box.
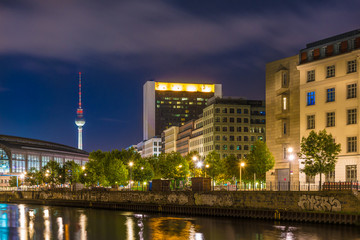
[307,91,315,106]
[282,96,287,110]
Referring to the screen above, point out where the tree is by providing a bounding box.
[86,150,107,186]
[104,156,128,187]
[158,152,189,180]
[298,130,341,187]
[9,176,21,187]
[42,160,62,186]
[25,167,43,186]
[245,140,275,181]
[224,154,239,183]
[63,161,82,185]
[185,151,201,177]
[146,155,161,179]
[133,158,154,184]
[204,151,224,183]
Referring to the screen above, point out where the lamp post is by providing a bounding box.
[239,162,245,191]
[196,161,203,177]
[129,161,134,191]
[288,147,294,191]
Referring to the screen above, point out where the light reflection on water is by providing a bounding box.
[0,203,358,239]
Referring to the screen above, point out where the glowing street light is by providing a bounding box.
[205,164,209,177]
[82,166,85,170]
[178,164,182,168]
[288,147,295,187]
[196,161,203,168]
[129,161,134,190]
[239,162,245,191]
[192,156,198,161]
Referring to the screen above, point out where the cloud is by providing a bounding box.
[0,0,358,68]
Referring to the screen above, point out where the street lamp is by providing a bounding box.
[239,162,245,190]
[82,166,85,170]
[288,147,295,190]
[205,164,209,178]
[129,161,134,190]
[192,156,198,161]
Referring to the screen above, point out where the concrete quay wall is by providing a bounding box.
[1,190,359,213]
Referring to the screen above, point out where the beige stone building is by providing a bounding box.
[265,55,300,186]
[141,137,162,158]
[162,126,179,153]
[298,30,360,183]
[266,29,360,186]
[189,117,204,157]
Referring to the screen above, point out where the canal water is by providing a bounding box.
[0,203,359,240]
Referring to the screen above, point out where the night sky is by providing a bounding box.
[0,0,359,152]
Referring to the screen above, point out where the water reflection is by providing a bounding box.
[0,203,357,239]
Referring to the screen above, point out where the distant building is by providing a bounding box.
[141,137,162,158]
[143,81,222,140]
[162,126,179,153]
[0,135,89,186]
[189,117,204,158]
[266,29,360,185]
[202,97,266,159]
[176,120,194,157]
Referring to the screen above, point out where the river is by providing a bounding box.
[0,203,359,240]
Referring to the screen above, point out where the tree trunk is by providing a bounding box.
[319,173,322,191]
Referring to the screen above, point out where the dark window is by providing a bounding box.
[229,136,234,141]
[237,127,241,132]
[244,118,249,123]
[230,108,234,113]
[222,108,227,113]
[237,118,241,123]
[222,127,227,132]
[230,127,234,132]
[244,127,248,132]
[230,117,234,123]
[244,109,249,114]
[237,109,241,114]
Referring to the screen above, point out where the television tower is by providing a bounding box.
[75,72,85,150]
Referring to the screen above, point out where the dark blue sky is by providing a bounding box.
[0,0,359,152]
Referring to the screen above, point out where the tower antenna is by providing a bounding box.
[75,72,85,150]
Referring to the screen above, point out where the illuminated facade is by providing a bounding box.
[266,29,360,186]
[0,135,89,185]
[162,126,179,153]
[141,137,162,158]
[143,81,222,140]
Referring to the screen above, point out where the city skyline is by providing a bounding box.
[0,1,359,151]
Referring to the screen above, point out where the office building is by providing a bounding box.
[143,81,222,140]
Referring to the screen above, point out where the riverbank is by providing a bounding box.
[1,190,360,225]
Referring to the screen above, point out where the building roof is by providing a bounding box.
[0,135,89,156]
[207,97,264,107]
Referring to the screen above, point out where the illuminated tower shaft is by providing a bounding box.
[75,72,85,150]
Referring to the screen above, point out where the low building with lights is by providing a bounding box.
[143,81,222,141]
[140,137,162,158]
[0,135,89,186]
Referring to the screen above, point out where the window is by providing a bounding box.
[244,109,249,114]
[347,137,357,152]
[229,117,234,123]
[236,145,241,150]
[215,145,220,150]
[222,136,227,141]
[215,135,220,141]
[230,145,234,150]
[237,109,241,114]
[307,115,315,129]
[154,142,157,146]
[326,88,335,102]
[230,108,234,113]
[347,60,357,73]
[244,145,249,150]
[215,108,220,113]
[215,126,220,132]
[347,84,357,99]
[347,109,357,125]
[222,108,227,113]
[222,127,227,132]
[237,127,241,132]
[230,136,234,141]
[223,145,227,150]
[283,122,287,135]
[237,136,242,141]
[346,165,357,181]
[334,42,340,53]
[251,136,255,141]
[326,112,335,127]
[244,118,249,123]
[283,147,287,160]
[244,136,249,141]
[282,96,287,110]
[223,154,227,159]
[237,118,241,123]
[307,70,315,82]
[222,117,227,123]
[326,65,335,78]
[230,127,234,132]
[307,91,315,105]
[154,148,157,152]
[244,127,249,132]
[215,117,220,122]
[237,154,242,159]
[282,72,288,87]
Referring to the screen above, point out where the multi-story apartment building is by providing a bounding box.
[202,97,266,159]
[189,117,204,157]
[143,81,222,140]
[141,137,162,158]
[176,121,194,157]
[298,29,360,183]
[162,126,179,153]
[266,29,360,185]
